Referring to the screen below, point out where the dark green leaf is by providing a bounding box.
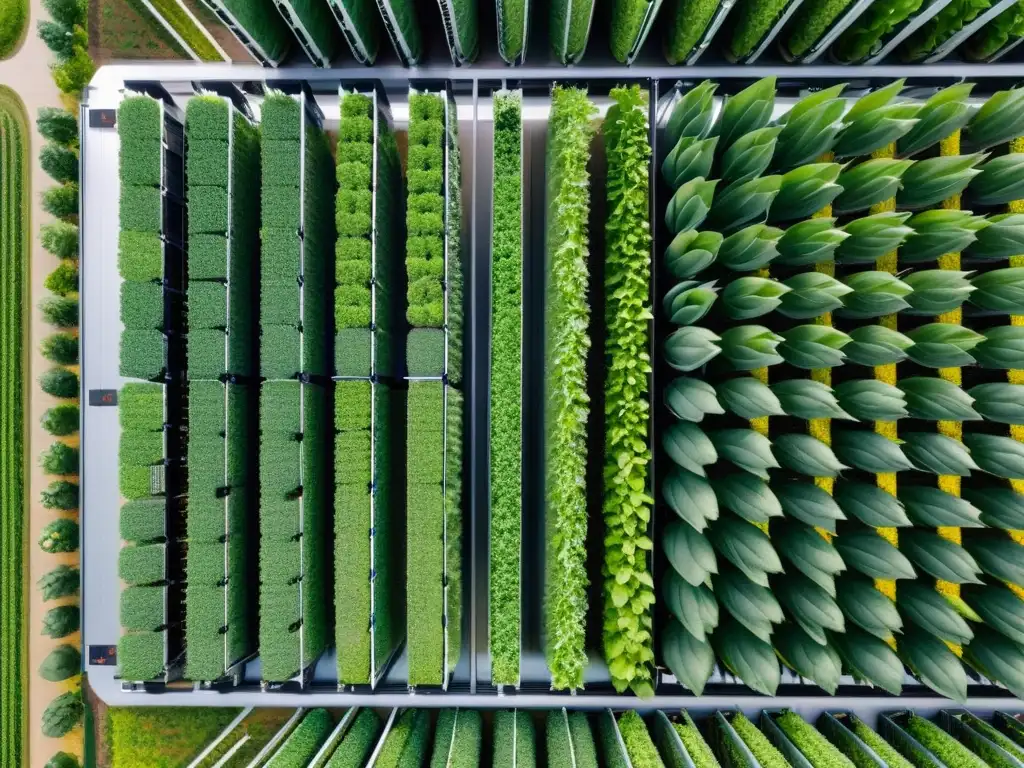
[663,469,719,532]
[901,530,984,585]
[772,480,846,533]
[900,434,980,478]
[665,376,724,422]
[832,430,914,473]
[834,481,913,528]
[663,520,718,585]
[716,376,784,419]
[834,530,916,581]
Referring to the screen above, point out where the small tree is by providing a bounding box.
[38,20,74,60]
[39,518,79,552]
[41,332,78,365]
[43,0,86,28]
[45,261,79,296]
[41,481,79,511]
[40,367,78,398]
[37,107,78,145]
[39,644,81,682]
[46,751,82,768]
[42,691,83,738]
[40,143,78,184]
[42,403,79,436]
[41,222,78,259]
[40,296,78,328]
[41,442,78,475]
[42,605,80,639]
[38,565,80,600]
[42,184,79,221]
[52,44,94,96]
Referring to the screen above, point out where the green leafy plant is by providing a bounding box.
[265,708,332,767]
[41,605,79,639]
[38,565,79,600]
[41,480,78,510]
[835,0,926,61]
[41,690,82,738]
[38,644,80,682]
[619,712,665,768]
[902,0,994,61]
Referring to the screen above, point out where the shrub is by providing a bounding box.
[37,106,78,145]
[41,332,78,364]
[39,644,81,682]
[40,442,78,475]
[43,0,86,27]
[41,480,78,510]
[39,517,79,551]
[39,367,78,398]
[45,752,81,768]
[38,565,79,600]
[52,43,94,95]
[40,295,78,327]
[43,184,78,221]
[544,86,596,692]
[41,221,78,259]
[41,605,80,638]
[42,403,79,436]
[38,20,74,59]
[41,691,83,738]
[40,142,78,183]
[45,260,79,297]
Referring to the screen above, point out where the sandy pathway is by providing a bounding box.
[0,5,82,767]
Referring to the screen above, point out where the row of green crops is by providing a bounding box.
[333,88,404,685]
[488,89,522,687]
[544,85,597,692]
[657,78,1024,702]
[146,0,225,60]
[205,0,293,63]
[184,94,260,682]
[405,90,465,687]
[117,94,170,683]
[258,91,334,682]
[274,0,339,66]
[601,85,656,698]
[0,85,27,768]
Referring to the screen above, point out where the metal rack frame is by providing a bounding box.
[82,62,1024,709]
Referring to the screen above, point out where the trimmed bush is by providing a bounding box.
[41,221,78,260]
[544,86,596,692]
[45,752,81,768]
[39,367,78,398]
[51,44,94,95]
[38,20,75,59]
[40,295,77,327]
[41,691,83,738]
[44,260,78,295]
[41,605,80,639]
[43,0,86,27]
[40,441,78,475]
[41,332,77,364]
[38,565,79,600]
[38,517,78,552]
[40,142,77,183]
[41,403,79,436]
[41,480,78,510]
[39,644,81,682]
[37,107,78,145]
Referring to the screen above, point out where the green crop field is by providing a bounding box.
[0,85,28,768]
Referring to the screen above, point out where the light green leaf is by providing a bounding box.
[965,213,1024,262]
[664,376,724,422]
[721,276,790,320]
[721,126,780,185]
[965,86,1024,151]
[964,433,1024,479]
[778,271,853,319]
[775,217,849,267]
[666,229,723,279]
[708,176,783,234]
[666,177,718,234]
[769,163,843,223]
[662,135,719,189]
[835,83,920,157]
[717,77,776,154]
[833,481,913,528]
[903,269,975,315]
[771,378,851,420]
[665,326,721,371]
[970,154,1024,206]
[663,519,718,585]
[974,325,1024,369]
[844,324,914,366]
[772,84,846,172]
[664,279,719,325]
[900,209,988,264]
[970,267,1024,315]
[778,325,852,369]
[834,159,913,214]
[836,211,914,264]
[663,468,719,532]
[711,472,782,524]
[834,379,907,421]
[900,376,982,421]
[708,428,779,480]
[664,571,717,642]
[715,376,785,419]
[772,480,846,533]
[899,485,984,528]
[832,430,914,473]
[839,270,913,318]
[663,422,717,477]
[834,530,917,581]
[719,325,785,370]
[717,224,784,272]
[666,81,716,148]
[906,323,984,368]
[896,153,988,210]
[898,83,974,157]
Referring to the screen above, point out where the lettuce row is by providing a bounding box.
[965,0,1024,59]
[489,91,523,687]
[544,86,597,692]
[602,85,656,697]
[117,95,168,682]
[900,0,994,61]
[258,93,333,682]
[184,96,260,682]
[833,0,924,61]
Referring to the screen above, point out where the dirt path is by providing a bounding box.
[0,4,82,767]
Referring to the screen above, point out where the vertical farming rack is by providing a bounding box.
[82,63,1024,713]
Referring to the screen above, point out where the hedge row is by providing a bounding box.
[117,95,168,683]
[184,96,260,682]
[489,90,523,687]
[334,90,403,685]
[258,92,333,682]
[406,90,464,687]
[544,86,597,692]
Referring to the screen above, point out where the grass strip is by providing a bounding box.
[611,0,656,62]
[148,0,224,60]
[498,0,527,61]
[730,0,794,58]
[544,86,597,692]
[602,85,655,697]
[489,90,523,687]
[324,709,382,768]
[906,715,988,768]
[777,712,856,768]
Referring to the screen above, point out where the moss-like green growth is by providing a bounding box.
[732,713,790,768]
[265,708,332,767]
[965,0,1024,59]
[777,712,855,768]
[547,711,600,768]
[905,715,988,768]
[730,0,794,58]
[665,0,722,63]
[834,0,926,61]
[619,712,665,768]
[551,0,595,62]
[498,0,527,61]
[786,0,857,57]
[429,710,482,768]
[849,717,915,768]
[489,90,523,687]
[674,715,721,768]
[493,711,536,768]
[962,714,1024,764]
[324,709,382,768]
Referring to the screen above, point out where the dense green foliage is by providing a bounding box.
[147,0,223,60]
[324,709,382,768]
[214,0,293,62]
[493,710,535,767]
[266,708,333,767]
[546,710,599,768]
[610,0,655,62]
[551,0,594,62]
[38,565,78,601]
[108,707,241,768]
[429,709,482,768]
[901,0,993,61]
[0,0,26,58]
[326,0,380,62]
[273,0,339,64]
[729,0,793,58]
[544,86,597,692]
[664,0,722,63]
[41,605,79,638]
[258,92,334,682]
[0,86,27,768]
[497,0,527,61]
[185,95,260,682]
[602,85,655,697]
[966,0,1024,59]
[376,0,422,62]
[489,90,523,687]
[618,712,665,768]
[786,0,857,57]
[777,712,856,768]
